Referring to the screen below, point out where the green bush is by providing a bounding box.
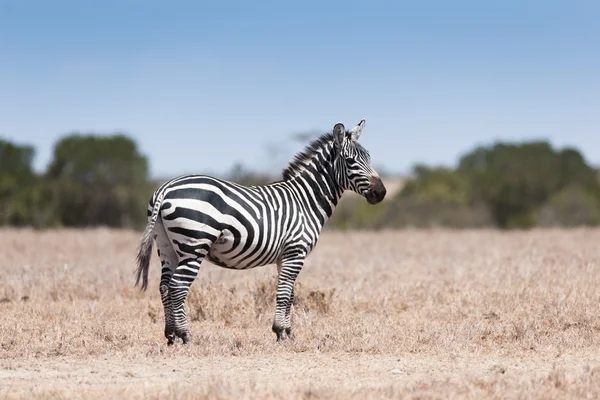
[458,141,600,228]
[537,185,600,227]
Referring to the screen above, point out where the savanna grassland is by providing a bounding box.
[1,228,600,399]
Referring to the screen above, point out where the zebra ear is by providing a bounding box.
[333,122,346,148]
[349,118,366,141]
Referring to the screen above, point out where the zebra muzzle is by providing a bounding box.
[366,176,386,204]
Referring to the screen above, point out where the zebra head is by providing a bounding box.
[333,119,387,204]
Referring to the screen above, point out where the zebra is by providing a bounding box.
[134,119,387,344]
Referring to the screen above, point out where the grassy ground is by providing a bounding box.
[1,228,599,399]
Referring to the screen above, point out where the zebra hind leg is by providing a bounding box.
[169,257,205,344]
[160,278,177,345]
[154,221,178,345]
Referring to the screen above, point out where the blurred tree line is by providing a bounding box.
[1,133,599,230]
[0,134,152,229]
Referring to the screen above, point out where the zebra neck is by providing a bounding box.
[280,137,345,226]
[289,161,344,224]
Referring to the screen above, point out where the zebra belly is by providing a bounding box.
[205,252,264,269]
[206,230,271,270]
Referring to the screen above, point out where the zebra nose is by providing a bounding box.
[367,176,387,204]
[372,178,386,198]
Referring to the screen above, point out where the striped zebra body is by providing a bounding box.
[157,175,329,271]
[135,119,386,344]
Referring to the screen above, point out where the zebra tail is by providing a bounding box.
[134,191,165,291]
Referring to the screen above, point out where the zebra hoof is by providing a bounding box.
[165,328,175,346]
[272,323,292,342]
[275,329,289,342]
[166,331,176,346]
[181,333,190,344]
[174,329,191,344]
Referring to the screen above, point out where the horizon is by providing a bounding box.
[2,0,599,179]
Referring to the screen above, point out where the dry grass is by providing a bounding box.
[1,227,600,399]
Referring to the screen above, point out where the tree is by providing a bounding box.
[46,133,151,228]
[0,138,44,226]
[458,141,600,228]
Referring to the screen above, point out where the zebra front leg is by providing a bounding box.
[168,257,203,344]
[273,257,304,341]
[284,285,295,338]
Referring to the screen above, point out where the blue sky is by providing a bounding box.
[1,0,599,179]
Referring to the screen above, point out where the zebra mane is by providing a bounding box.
[281,132,335,181]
